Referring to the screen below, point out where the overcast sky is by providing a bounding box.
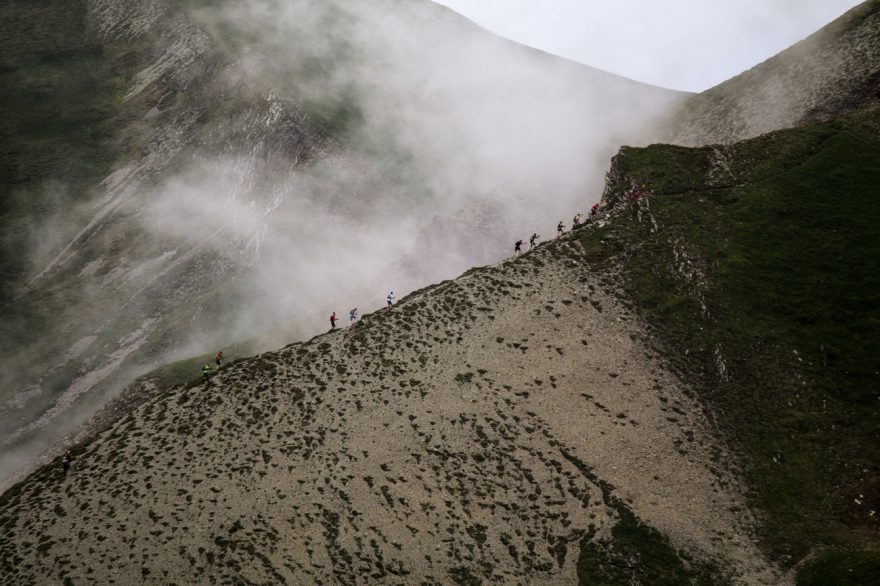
[432,0,863,91]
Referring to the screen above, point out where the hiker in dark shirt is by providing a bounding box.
[62,450,73,475]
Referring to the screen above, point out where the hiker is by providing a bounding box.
[529,233,539,249]
[557,220,565,237]
[215,350,223,368]
[202,363,211,383]
[330,312,338,329]
[61,450,73,475]
[625,180,640,202]
[387,291,395,308]
[573,213,581,229]
[349,308,358,322]
[590,203,599,218]
[514,239,523,255]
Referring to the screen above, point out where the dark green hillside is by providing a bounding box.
[0,0,123,294]
[574,105,880,581]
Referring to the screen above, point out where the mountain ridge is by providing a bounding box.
[670,0,880,145]
[0,0,686,485]
[4,102,880,583]
[2,2,880,583]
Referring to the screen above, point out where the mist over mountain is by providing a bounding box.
[0,0,685,485]
[2,0,879,583]
[3,93,878,586]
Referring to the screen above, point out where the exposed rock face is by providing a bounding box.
[671,0,880,146]
[0,235,781,585]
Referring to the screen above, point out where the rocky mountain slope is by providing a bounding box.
[0,225,781,585]
[5,101,880,584]
[3,3,879,584]
[0,0,687,486]
[670,0,880,145]
[0,0,328,483]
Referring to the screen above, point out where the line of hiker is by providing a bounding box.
[195,193,629,389]
[625,180,650,202]
[193,193,630,390]
[328,290,392,331]
[201,350,225,384]
[513,204,605,256]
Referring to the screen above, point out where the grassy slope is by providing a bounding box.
[573,105,880,582]
[57,102,878,582]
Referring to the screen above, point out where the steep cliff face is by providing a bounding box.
[670,0,880,146]
[0,0,687,485]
